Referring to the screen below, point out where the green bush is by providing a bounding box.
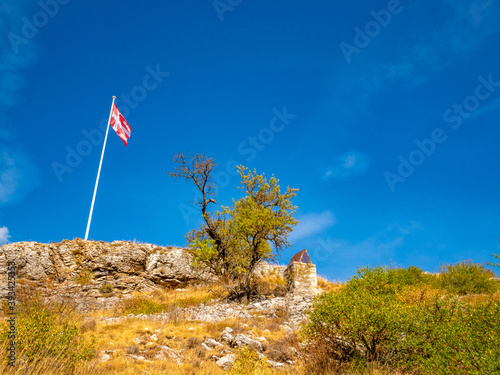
[303,265,500,375]
[304,266,416,365]
[436,259,498,295]
[401,296,500,374]
[228,346,272,375]
[0,292,95,368]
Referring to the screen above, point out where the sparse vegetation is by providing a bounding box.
[76,270,93,286]
[2,237,499,375]
[99,283,114,294]
[0,291,96,374]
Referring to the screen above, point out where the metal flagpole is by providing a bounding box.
[84,96,116,240]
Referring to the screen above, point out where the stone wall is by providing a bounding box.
[284,262,318,295]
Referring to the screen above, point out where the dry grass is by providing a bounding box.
[253,269,288,297]
[316,276,343,294]
[0,282,404,375]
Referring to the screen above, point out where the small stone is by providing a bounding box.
[267,359,285,369]
[216,354,235,370]
[127,354,146,361]
[204,338,223,348]
[101,353,111,362]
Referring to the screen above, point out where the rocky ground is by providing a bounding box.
[0,239,323,373]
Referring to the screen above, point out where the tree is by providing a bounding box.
[166,153,298,299]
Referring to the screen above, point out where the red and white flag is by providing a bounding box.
[110,103,131,146]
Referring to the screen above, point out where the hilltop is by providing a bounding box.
[0,239,334,374]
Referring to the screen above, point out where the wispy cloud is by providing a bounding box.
[0,226,10,244]
[323,151,371,180]
[0,130,39,206]
[312,221,423,265]
[365,0,500,92]
[0,1,39,107]
[291,210,337,242]
[0,2,40,206]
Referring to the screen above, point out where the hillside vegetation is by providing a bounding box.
[1,249,499,374]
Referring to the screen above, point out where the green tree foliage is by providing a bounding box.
[302,265,500,375]
[167,153,298,299]
[436,259,497,295]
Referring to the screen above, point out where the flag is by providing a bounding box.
[110,103,131,146]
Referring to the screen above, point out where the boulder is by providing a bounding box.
[216,354,235,370]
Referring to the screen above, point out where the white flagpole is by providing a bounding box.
[84,96,116,240]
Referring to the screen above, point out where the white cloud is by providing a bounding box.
[0,1,40,107]
[0,131,39,206]
[0,3,40,206]
[290,210,337,242]
[323,151,371,180]
[0,226,10,244]
[365,0,500,92]
[311,221,422,264]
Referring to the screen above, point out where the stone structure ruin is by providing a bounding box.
[283,249,318,328]
[284,249,318,295]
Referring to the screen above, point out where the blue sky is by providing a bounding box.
[1,0,499,280]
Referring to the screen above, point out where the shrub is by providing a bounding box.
[228,346,272,375]
[303,280,413,363]
[266,334,298,363]
[303,265,500,375]
[400,295,500,374]
[99,283,114,294]
[436,259,498,295]
[0,292,95,370]
[75,270,93,286]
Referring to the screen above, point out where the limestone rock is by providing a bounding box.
[0,240,201,310]
[216,354,235,370]
[232,334,264,351]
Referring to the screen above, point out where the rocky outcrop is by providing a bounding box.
[0,239,202,310]
[0,239,320,326]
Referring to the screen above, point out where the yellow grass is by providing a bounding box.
[316,275,343,294]
[0,281,403,375]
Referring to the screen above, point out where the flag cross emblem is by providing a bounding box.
[110,103,131,146]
